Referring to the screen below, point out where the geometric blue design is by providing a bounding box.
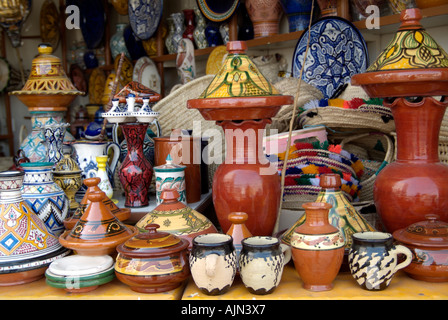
[0,233,20,252]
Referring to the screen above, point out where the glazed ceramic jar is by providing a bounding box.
[193,8,208,49]
[245,0,283,38]
[59,190,138,256]
[135,189,217,248]
[110,24,131,60]
[20,162,69,236]
[96,155,114,200]
[0,170,70,286]
[53,154,83,210]
[393,215,448,282]
[239,236,291,295]
[154,155,186,205]
[348,232,412,291]
[291,202,345,291]
[40,123,70,164]
[189,233,238,295]
[182,9,195,43]
[115,224,190,293]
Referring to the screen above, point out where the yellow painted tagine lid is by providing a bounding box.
[351,7,448,98]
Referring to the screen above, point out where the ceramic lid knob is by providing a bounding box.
[84,177,101,187]
[228,212,248,224]
[319,173,341,189]
[87,190,106,203]
[399,7,422,30]
[227,41,247,54]
[145,223,159,234]
[160,189,180,203]
[38,43,53,55]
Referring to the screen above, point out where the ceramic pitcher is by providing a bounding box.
[348,231,413,291]
[189,233,237,295]
[71,140,120,189]
[239,236,291,295]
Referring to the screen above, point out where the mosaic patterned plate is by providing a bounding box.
[197,0,240,22]
[132,57,161,94]
[129,0,163,40]
[292,17,368,99]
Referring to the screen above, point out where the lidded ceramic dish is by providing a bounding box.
[115,224,190,293]
[393,214,448,282]
[10,43,84,111]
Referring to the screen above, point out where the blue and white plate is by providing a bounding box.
[128,0,163,40]
[292,17,368,99]
[71,0,106,49]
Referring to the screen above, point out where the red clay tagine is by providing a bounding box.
[187,41,294,236]
[351,7,448,233]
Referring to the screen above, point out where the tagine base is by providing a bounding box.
[0,267,47,286]
[64,285,99,293]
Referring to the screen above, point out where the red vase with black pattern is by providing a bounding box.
[119,122,153,207]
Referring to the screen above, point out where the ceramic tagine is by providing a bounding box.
[59,190,138,256]
[10,44,81,162]
[351,7,448,233]
[135,189,218,248]
[20,162,70,236]
[115,224,190,293]
[53,153,83,210]
[63,177,130,230]
[187,41,294,236]
[393,214,448,282]
[0,171,70,286]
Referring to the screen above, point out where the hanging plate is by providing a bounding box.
[72,0,106,49]
[128,0,163,40]
[0,57,11,93]
[197,0,240,22]
[206,45,227,75]
[133,57,161,94]
[88,67,106,105]
[40,0,60,49]
[292,17,368,99]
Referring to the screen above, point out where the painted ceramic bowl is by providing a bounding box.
[393,214,448,282]
[115,224,190,293]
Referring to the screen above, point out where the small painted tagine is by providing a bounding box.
[0,170,70,286]
[10,43,84,112]
[393,215,448,282]
[135,189,218,249]
[115,224,190,293]
[45,255,115,293]
[351,7,448,233]
[59,190,138,256]
[53,153,83,210]
[63,177,130,230]
[291,202,345,291]
[187,41,294,236]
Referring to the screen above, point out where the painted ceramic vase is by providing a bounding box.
[193,8,208,49]
[20,112,74,163]
[239,236,291,295]
[71,140,120,191]
[291,202,345,291]
[135,189,218,248]
[348,231,412,291]
[115,224,190,293]
[40,123,70,164]
[0,170,69,286]
[20,162,69,236]
[171,12,185,54]
[182,9,195,43]
[205,21,223,47]
[189,233,237,295]
[59,190,138,256]
[280,0,312,32]
[176,38,196,84]
[63,177,131,230]
[110,24,131,60]
[393,215,448,282]
[187,41,294,236]
[351,8,448,233]
[219,23,230,45]
[154,155,186,205]
[226,212,253,257]
[53,153,83,210]
[96,155,114,200]
[245,0,283,38]
[119,122,153,207]
[165,17,176,54]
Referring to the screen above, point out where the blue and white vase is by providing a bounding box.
[165,16,176,54]
[171,13,185,54]
[193,8,208,49]
[280,0,312,32]
[110,24,131,60]
[20,162,69,236]
[205,21,223,47]
[41,123,70,165]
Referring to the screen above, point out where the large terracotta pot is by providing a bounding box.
[351,8,448,233]
[245,0,284,38]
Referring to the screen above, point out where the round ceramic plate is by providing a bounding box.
[197,0,240,22]
[76,0,106,49]
[88,68,106,105]
[48,255,114,277]
[292,17,368,99]
[129,0,163,40]
[40,0,60,49]
[0,57,10,93]
[132,56,161,94]
[206,45,228,75]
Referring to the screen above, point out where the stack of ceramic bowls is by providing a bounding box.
[45,255,115,293]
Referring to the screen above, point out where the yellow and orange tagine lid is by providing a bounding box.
[351,7,448,98]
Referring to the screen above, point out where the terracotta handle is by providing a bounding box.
[392,245,413,273]
[205,253,219,278]
[280,243,291,265]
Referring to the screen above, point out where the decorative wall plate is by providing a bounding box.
[114,54,134,88]
[128,0,163,40]
[292,17,368,99]
[40,0,60,49]
[88,68,106,105]
[74,0,106,49]
[132,57,161,94]
[0,57,10,93]
[206,45,227,75]
[197,0,240,22]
